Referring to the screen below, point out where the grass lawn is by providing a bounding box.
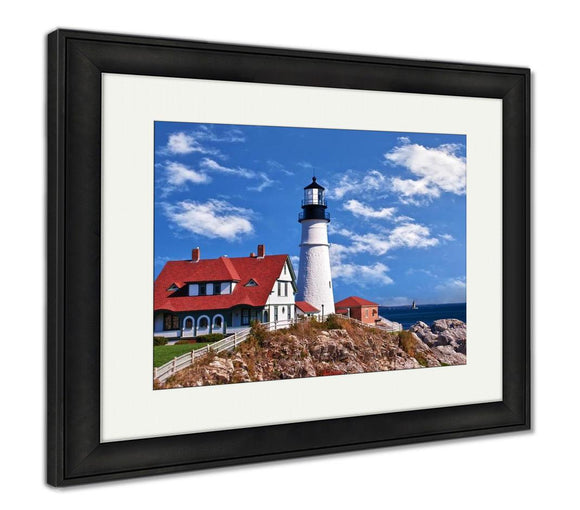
[154,343,211,367]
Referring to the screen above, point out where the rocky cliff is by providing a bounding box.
[159,317,466,389]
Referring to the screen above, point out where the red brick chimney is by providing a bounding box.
[257,244,265,258]
[192,247,200,262]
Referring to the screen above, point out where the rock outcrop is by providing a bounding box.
[409,319,466,365]
[160,317,467,389]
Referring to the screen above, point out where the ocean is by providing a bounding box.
[378,303,466,330]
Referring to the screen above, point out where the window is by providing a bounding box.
[283,264,287,275]
[198,317,209,329]
[213,283,221,295]
[278,281,288,297]
[198,283,207,296]
[365,309,369,318]
[245,279,258,287]
[163,313,179,330]
[241,309,250,326]
[214,316,222,328]
[167,283,179,292]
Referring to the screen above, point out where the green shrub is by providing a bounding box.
[249,321,268,347]
[324,314,343,330]
[196,333,226,343]
[154,336,168,346]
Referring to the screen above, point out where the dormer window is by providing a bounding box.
[245,279,259,287]
[167,283,179,292]
[189,281,232,296]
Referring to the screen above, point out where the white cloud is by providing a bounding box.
[268,160,294,176]
[248,173,274,192]
[406,268,437,278]
[163,132,218,155]
[391,177,440,204]
[387,223,440,250]
[330,243,394,286]
[163,199,254,241]
[201,158,275,192]
[327,170,389,199]
[385,142,466,202]
[332,222,439,256]
[155,255,171,267]
[290,255,300,272]
[192,125,246,143]
[297,161,314,170]
[381,296,412,306]
[200,158,256,179]
[439,233,455,242]
[435,277,466,303]
[333,261,394,286]
[343,199,396,220]
[394,215,415,223]
[165,161,210,186]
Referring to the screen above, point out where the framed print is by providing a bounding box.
[47,29,530,486]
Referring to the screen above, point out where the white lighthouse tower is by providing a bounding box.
[296,177,335,317]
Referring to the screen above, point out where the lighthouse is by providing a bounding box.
[296,177,335,317]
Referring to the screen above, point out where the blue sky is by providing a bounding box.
[154,122,466,305]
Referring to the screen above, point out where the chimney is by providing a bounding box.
[192,247,200,263]
[249,252,256,258]
[257,244,265,258]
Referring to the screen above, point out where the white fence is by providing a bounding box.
[154,318,297,383]
[153,315,401,383]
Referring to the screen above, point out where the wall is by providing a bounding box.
[2,1,578,508]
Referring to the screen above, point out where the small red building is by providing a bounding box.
[335,296,379,324]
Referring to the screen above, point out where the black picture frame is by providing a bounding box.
[47,29,530,486]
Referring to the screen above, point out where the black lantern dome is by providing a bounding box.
[299,177,330,222]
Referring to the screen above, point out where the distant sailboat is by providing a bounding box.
[411,300,419,310]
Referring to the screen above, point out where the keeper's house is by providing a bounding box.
[154,244,297,338]
[335,296,380,325]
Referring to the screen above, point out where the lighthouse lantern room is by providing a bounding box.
[296,177,335,316]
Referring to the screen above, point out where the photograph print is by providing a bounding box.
[153,122,467,389]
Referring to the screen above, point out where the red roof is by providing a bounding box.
[334,296,378,308]
[295,301,319,313]
[155,254,290,312]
